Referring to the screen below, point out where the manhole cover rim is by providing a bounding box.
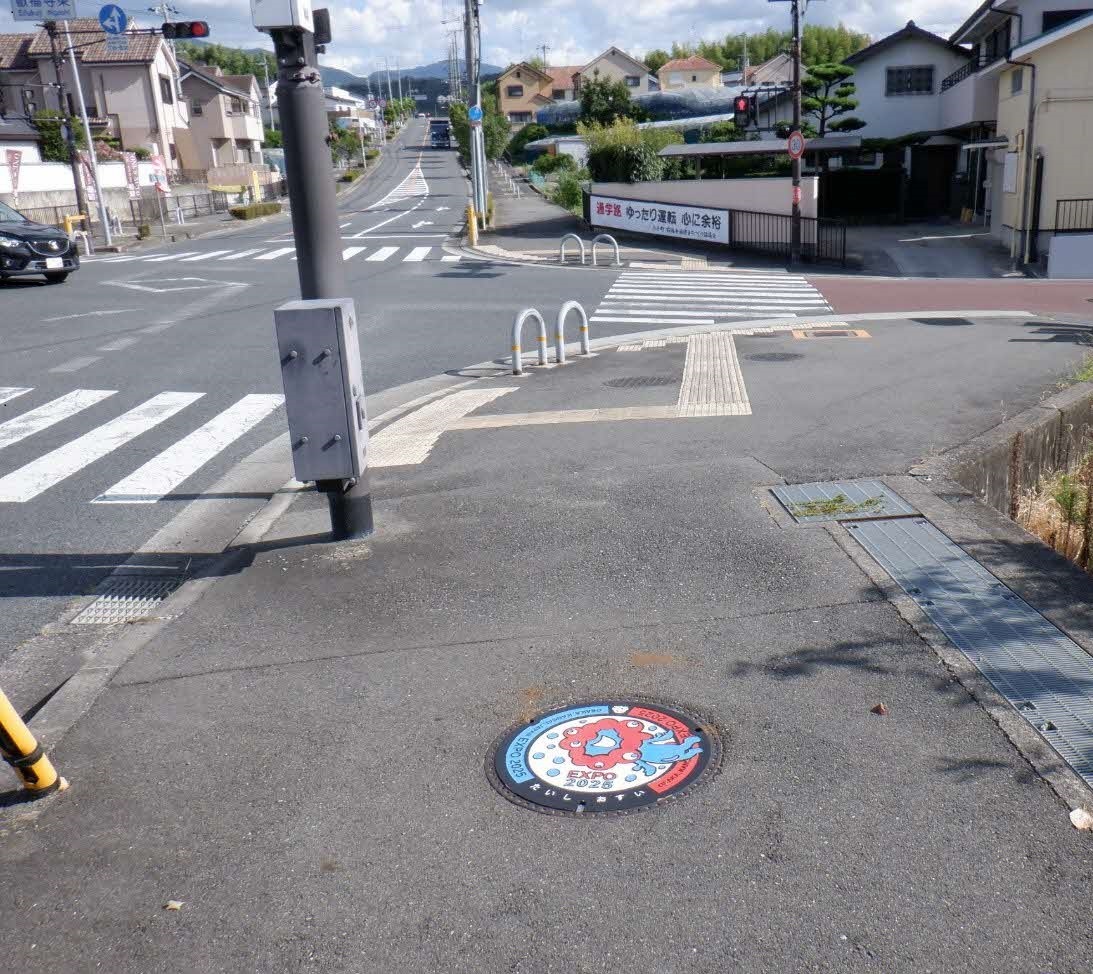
[486,697,722,818]
[603,375,681,389]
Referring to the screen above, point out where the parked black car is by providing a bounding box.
[0,201,80,284]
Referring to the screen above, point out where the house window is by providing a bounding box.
[191,99,203,116]
[886,65,934,95]
[1042,9,1092,31]
[1010,68,1023,94]
[230,98,245,114]
[506,85,524,98]
[552,89,565,100]
[692,74,698,82]
[159,75,174,104]
[508,111,532,124]
[625,75,640,87]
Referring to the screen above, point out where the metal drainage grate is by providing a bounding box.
[745,352,804,362]
[792,329,870,340]
[772,480,919,524]
[847,517,1093,789]
[604,376,680,389]
[70,574,184,625]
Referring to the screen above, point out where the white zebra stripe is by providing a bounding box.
[0,392,202,503]
[93,394,284,503]
[342,247,368,260]
[404,247,431,262]
[0,388,31,406]
[255,247,296,260]
[366,247,398,262]
[0,390,116,451]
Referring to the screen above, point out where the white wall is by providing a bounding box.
[0,160,160,195]
[591,177,819,218]
[0,141,42,164]
[851,37,971,138]
[1048,232,1093,278]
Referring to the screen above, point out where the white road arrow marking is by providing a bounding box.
[435,206,450,211]
[411,220,435,229]
[44,309,137,322]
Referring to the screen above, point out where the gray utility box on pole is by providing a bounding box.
[275,298,369,482]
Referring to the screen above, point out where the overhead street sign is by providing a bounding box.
[11,0,76,20]
[787,130,806,160]
[99,3,128,33]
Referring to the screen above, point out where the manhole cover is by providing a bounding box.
[746,352,803,362]
[487,699,720,817]
[604,376,679,389]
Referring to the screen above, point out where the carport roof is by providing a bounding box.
[659,136,862,158]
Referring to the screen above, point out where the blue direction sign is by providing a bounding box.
[99,4,128,34]
[468,105,483,122]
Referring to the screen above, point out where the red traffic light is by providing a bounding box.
[162,21,210,40]
[734,96,749,112]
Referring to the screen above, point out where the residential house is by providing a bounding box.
[744,52,795,87]
[0,34,37,120]
[324,86,378,146]
[18,19,189,166]
[545,65,582,102]
[497,62,555,126]
[575,47,654,95]
[178,63,264,171]
[992,11,1093,272]
[658,55,722,91]
[840,21,974,215]
[941,0,1093,244]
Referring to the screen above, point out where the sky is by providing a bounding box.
[1,0,969,78]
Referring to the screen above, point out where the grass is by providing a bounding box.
[787,493,884,518]
[1073,356,1093,384]
[1018,454,1093,572]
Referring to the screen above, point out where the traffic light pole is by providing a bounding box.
[789,0,802,264]
[269,22,373,539]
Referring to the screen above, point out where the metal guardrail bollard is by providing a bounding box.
[559,234,586,265]
[0,687,67,799]
[511,309,548,375]
[554,301,591,364]
[591,234,621,267]
[73,230,94,256]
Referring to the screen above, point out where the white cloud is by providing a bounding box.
[0,0,973,79]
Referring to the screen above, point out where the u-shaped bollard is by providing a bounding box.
[591,234,621,267]
[559,233,586,265]
[512,308,549,375]
[554,301,591,364]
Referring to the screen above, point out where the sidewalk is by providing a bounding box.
[2,311,1092,972]
[846,223,1020,278]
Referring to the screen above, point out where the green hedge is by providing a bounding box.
[365,148,380,160]
[532,153,576,174]
[229,202,282,220]
[340,169,360,182]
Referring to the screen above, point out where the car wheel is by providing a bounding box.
[45,272,69,284]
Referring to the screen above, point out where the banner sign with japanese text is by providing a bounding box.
[123,151,140,200]
[589,194,730,246]
[5,150,21,203]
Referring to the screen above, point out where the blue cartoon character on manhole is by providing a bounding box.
[491,701,718,814]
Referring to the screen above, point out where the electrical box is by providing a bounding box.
[274,298,368,483]
[251,0,313,32]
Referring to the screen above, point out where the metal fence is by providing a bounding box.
[12,204,75,229]
[1056,198,1093,233]
[583,190,847,265]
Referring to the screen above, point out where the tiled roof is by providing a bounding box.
[0,33,34,70]
[26,19,162,63]
[223,75,258,94]
[660,55,721,73]
[183,62,256,96]
[545,66,581,88]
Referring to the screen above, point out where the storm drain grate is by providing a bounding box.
[772,480,920,523]
[70,574,184,625]
[604,376,680,389]
[848,517,1093,789]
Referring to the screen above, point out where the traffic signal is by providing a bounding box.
[733,95,750,129]
[162,21,210,40]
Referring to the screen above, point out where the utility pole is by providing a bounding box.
[463,0,487,219]
[539,43,549,65]
[44,22,90,229]
[63,20,111,246]
[254,2,373,540]
[790,0,801,264]
[396,57,403,103]
[262,56,276,131]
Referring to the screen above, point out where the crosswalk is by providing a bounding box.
[0,386,283,505]
[83,245,462,266]
[591,271,833,327]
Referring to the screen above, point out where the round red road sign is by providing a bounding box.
[787,130,805,160]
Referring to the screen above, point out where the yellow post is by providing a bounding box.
[63,214,87,236]
[0,688,66,798]
[466,203,478,247]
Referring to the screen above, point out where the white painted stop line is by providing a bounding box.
[93,393,284,503]
[0,392,202,502]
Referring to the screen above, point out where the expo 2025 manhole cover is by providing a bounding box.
[487,700,720,816]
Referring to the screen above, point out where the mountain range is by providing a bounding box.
[321,60,505,91]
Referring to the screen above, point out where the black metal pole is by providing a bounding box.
[790,0,802,264]
[272,25,373,540]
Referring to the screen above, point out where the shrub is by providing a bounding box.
[229,201,282,220]
[340,169,360,182]
[365,148,380,160]
[132,146,151,160]
[137,223,152,239]
[550,171,584,214]
[579,119,679,183]
[507,122,549,160]
[532,153,576,175]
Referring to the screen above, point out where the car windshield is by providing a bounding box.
[0,201,28,223]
